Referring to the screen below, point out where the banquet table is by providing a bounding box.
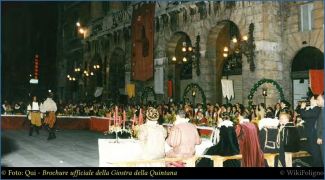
[1,115,216,139]
[98,138,214,167]
[1,115,92,130]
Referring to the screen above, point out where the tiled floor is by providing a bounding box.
[1,129,108,167]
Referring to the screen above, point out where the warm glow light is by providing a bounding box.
[72,78,76,81]
[96,65,100,68]
[67,75,70,78]
[172,56,176,61]
[90,72,94,76]
[182,47,186,52]
[224,47,229,52]
[69,77,72,81]
[79,28,84,34]
[182,57,187,62]
[76,22,81,27]
[74,68,77,72]
[223,53,228,58]
[84,70,87,74]
[192,91,196,97]
[93,65,97,69]
[86,73,89,77]
[243,35,248,41]
[188,46,193,52]
[232,37,237,43]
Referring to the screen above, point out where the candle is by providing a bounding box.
[115,106,118,126]
[139,109,143,125]
[108,112,112,130]
[123,110,126,129]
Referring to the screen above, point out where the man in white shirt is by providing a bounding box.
[40,91,57,140]
[27,96,42,136]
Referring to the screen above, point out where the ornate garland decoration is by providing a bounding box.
[183,83,206,108]
[141,87,156,104]
[247,78,285,107]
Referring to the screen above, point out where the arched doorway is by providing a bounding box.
[291,46,324,107]
[108,48,125,103]
[207,20,244,104]
[166,31,193,103]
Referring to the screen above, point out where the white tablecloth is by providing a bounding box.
[98,138,213,167]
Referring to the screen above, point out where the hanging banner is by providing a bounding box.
[154,67,164,94]
[131,3,155,81]
[126,84,136,98]
[309,69,324,95]
[221,79,234,100]
[167,80,173,98]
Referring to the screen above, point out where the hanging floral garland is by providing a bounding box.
[183,83,206,109]
[141,87,156,104]
[247,78,285,107]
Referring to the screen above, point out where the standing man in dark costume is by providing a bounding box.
[27,96,42,136]
[299,97,322,166]
[41,91,57,140]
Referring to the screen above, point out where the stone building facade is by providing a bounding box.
[56,1,324,107]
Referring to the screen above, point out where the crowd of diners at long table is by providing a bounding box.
[2,94,323,167]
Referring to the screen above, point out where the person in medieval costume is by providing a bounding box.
[299,97,322,167]
[236,121,265,167]
[166,110,201,166]
[258,115,279,166]
[40,91,57,140]
[276,111,300,167]
[196,113,240,167]
[137,107,167,166]
[27,96,42,136]
[258,115,280,153]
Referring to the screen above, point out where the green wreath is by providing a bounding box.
[141,87,156,104]
[247,78,285,107]
[183,83,206,109]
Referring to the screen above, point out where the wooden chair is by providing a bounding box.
[201,154,243,167]
[285,151,311,167]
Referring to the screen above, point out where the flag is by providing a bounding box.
[131,3,155,81]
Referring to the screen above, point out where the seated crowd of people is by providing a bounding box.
[2,94,323,167]
[135,95,323,167]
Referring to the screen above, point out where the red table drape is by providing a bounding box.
[89,117,113,133]
[309,69,324,95]
[1,115,90,130]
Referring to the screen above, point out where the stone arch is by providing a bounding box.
[291,46,324,107]
[166,31,193,60]
[205,20,244,104]
[165,31,194,102]
[291,46,324,73]
[108,47,125,103]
